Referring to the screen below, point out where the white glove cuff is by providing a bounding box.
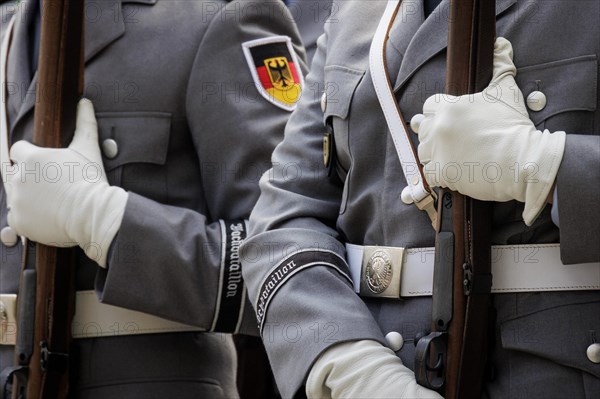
[306,339,442,399]
[83,186,128,268]
[306,340,390,399]
[522,130,566,226]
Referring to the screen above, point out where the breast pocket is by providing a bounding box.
[323,65,365,173]
[498,295,600,398]
[96,112,171,203]
[516,54,597,133]
[322,66,365,214]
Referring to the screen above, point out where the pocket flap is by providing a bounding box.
[500,299,600,378]
[323,65,365,120]
[96,112,171,171]
[516,55,598,126]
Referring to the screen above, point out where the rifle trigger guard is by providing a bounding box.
[0,366,27,399]
[414,331,446,391]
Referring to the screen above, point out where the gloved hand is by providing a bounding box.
[306,340,443,399]
[411,37,565,225]
[5,99,128,267]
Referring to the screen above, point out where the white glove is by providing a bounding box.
[5,99,128,267]
[306,340,443,399]
[412,37,565,225]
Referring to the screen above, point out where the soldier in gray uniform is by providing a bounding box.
[242,0,600,398]
[0,0,306,397]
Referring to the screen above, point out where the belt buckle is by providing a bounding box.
[0,300,7,338]
[0,295,17,345]
[360,246,404,298]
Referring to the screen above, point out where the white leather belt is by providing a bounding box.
[0,291,203,346]
[346,243,600,299]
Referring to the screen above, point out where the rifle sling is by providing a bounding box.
[369,0,438,229]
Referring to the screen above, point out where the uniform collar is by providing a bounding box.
[85,0,127,62]
[392,0,517,91]
[7,0,37,130]
[10,0,158,132]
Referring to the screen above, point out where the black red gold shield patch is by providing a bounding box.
[242,36,304,111]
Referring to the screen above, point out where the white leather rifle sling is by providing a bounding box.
[1,17,15,179]
[369,0,438,228]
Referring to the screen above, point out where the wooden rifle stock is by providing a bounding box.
[443,1,495,397]
[415,1,495,398]
[16,1,84,398]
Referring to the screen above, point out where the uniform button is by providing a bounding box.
[587,343,600,364]
[526,91,547,112]
[385,331,404,352]
[320,92,327,113]
[410,114,424,133]
[401,186,414,204]
[0,226,18,247]
[102,139,119,159]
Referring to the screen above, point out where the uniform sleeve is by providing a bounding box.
[241,21,386,398]
[555,134,600,264]
[95,0,307,335]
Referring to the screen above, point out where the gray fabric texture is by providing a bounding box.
[288,0,332,63]
[557,135,600,263]
[242,0,600,397]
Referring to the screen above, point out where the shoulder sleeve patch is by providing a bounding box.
[242,35,304,112]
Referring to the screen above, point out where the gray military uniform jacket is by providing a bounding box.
[0,0,305,397]
[287,0,332,63]
[243,0,600,397]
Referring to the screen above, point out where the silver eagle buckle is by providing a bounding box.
[359,246,405,298]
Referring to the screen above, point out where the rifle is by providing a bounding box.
[14,1,84,398]
[415,1,495,398]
